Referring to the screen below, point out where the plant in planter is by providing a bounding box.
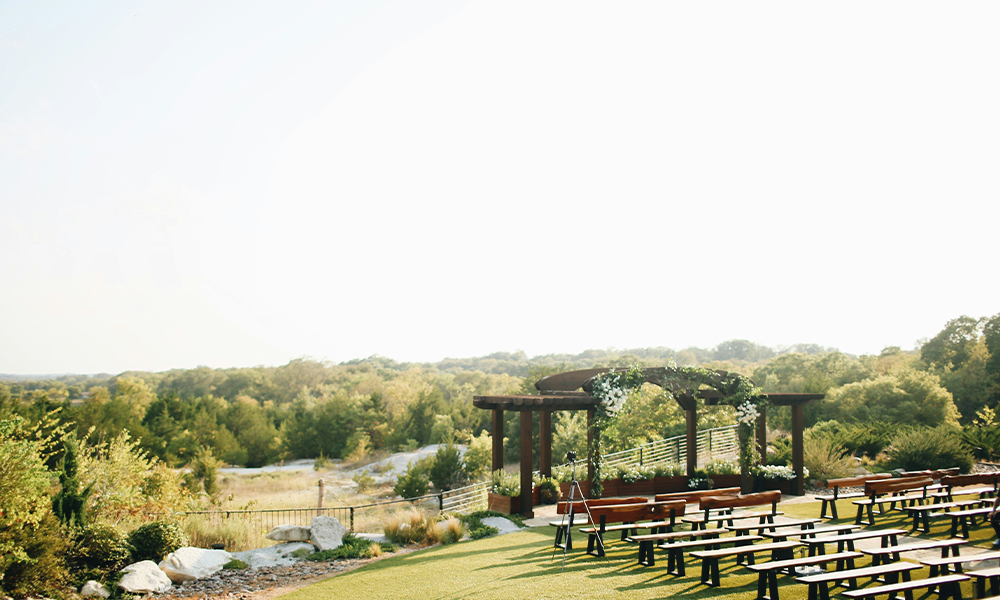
[488,469,521,513]
[751,464,808,493]
[618,464,656,495]
[652,462,687,493]
[703,459,742,488]
[688,468,713,490]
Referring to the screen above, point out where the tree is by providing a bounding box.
[921,315,984,369]
[821,368,961,427]
[0,417,53,569]
[429,443,465,491]
[393,460,430,498]
[52,433,93,527]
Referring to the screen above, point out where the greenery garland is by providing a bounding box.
[585,364,767,496]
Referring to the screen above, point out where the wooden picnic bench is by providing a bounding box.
[815,473,892,519]
[552,496,648,549]
[762,524,859,542]
[796,562,921,600]
[966,566,1000,598]
[685,490,782,530]
[901,497,985,533]
[579,500,687,557]
[854,476,934,525]
[691,540,804,586]
[726,517,820,537]
[840,573,969,600]
[747,551,864,600]
[940,473,1000,502]
[649,534,763,575]
[950,506,995,539]
[861,537,967,567]
[653,487,740,504]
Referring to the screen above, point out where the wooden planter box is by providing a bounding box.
[600,478,620,497]
[753,477,793,494]
[654,476,689,494]
[488,492,520,514]
[619,479,655,496]
[559,480,592,499]
[532,486,541,506]
[709,474,742,489]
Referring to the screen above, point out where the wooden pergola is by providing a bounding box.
[473,368,822,517]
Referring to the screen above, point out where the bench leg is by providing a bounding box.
[638,540,654,567]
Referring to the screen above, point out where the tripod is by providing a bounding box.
[553,455,605,572]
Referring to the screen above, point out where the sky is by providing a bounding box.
[2,1,998,375]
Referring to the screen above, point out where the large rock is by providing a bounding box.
[158,547,233,583]
[118,561,172,594]
[232,541,317,569]
[266,524,312,542]
[311,516,347,552]
[80,580,110,598]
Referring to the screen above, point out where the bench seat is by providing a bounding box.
[747,551,864,600]
[627,529,724,568]
[795,562,921,600]
[840,573,969,600]
[860,538,967,567]
[801,528,906,556]
[648,535,763,574]
[921,550,1000,577]
[724,517,819,537]
[901,498,984,533]
[691,540,804,586]
[763,524,859,541]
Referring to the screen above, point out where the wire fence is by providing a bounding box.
[598,425,738,471]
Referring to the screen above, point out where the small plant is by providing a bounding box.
[393,460,430,499]
[652,463,685,477]
[313,453,331,471]
[618,464,655,483]
[490,469,520,497]
[537,478,559,504]
[456,510,522,539]
[306,534,396,560]
[383,509,431,545]
[353,471,376,491]
[427,516,466,544]
[802,435,857,482]
[752,464,807,480]
[703,459,739,475]
[127,520,189,563]
[222,558,249,570]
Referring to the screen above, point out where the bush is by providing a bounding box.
[383,509,431,545]
[883,426,974,473]
[0,514,69,599]
[537,478,560,504]
[703,460,739,475]
[128,520,189,563]
[393,460,430,499]
[652,463,685,477]
[767,437,792,467]
[463,431,492,481]
[802,435,857,482]
[306,534,396,560]
[835,421,911,458]
[490,469,520,497]
[427,516,466,545]
[429,443,465,492]
[960,424,1000,461]
[68,522,131,585]
[353,472,376,491]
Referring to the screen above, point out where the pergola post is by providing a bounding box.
[519,411,534,517]
[491,409,504,472]
[683,396,698,477]
[587,408,596,496]
[791,404,805,496]
[540,410,552,477]
[756,405,767,466]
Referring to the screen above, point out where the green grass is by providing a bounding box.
[278,497,997,600]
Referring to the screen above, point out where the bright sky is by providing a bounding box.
[2,1,998,375]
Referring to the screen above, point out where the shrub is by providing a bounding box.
[802,435,857,482]
[393,460,430,499]
[427,516,466,545]
[456,510,523,540]
[463,431,492,481]
[834,421,910,458]
[68,522,131,585]
[128,520,189,563]
[0,514,69,599]
[429,443,465,492]
[960,424,1000,461]
[652,463,685,477]
[306,534,396,560]
[383,509,431,545]
[537,478,560,504]
[182,513,267,553]
[703,459,739,475]
[223,559,249,570]
[767,437,792,467]
[883,426,974,473]
[353,471,376,491]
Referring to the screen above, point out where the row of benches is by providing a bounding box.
[551,480,1000,600]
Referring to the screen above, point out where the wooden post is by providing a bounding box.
[519,410,534,517]
[791,404,805,496]
[685,404,697,477]
[318,478,324,508]
[540,410,552,478]
[587,409,596,495]
[491,409,504,473]
[756,405,767,466]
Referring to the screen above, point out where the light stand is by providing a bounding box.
[553,451,605,572]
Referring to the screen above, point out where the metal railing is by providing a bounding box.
[180,427,735,532]
[601,425,738,471]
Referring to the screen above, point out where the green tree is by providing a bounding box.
[921,315,984,370]
[52,433,93,527]
[429,443,465,491]
[822,369,961,427]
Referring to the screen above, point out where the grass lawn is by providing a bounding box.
[279,497,998,600]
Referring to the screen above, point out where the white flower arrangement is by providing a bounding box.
[688,477,713,489]
[735,400,760,426]
[591,371,632,418]
[752,464,809,480]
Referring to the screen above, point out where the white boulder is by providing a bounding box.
[118,561,172,594]
[311,516,348,552]
[232,541,317,569]
[266,524,313,542]
[80,580,110,598]
[158,547,233,583]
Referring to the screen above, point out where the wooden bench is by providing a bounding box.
[966,566,1000,598]
[920,550,1000,578]
[691,540,804,586]
[726,517,820,537]
[686,490,782,530]
[579,500,686,557]
[950,506,995,539]
[551,496,648,550]
[628,528,725,568]
[802,528,906,556]
[840,573,969,600]
[747,551,864,600]
[650,534,763,575]
[901,498,984,533]
[653,487,740,504]
[763,524,859,542]
[854,476,934,525]
[940,473,1000,502]
[861,538,967,567]
[796,562,921,600]
[815,474,892,519]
